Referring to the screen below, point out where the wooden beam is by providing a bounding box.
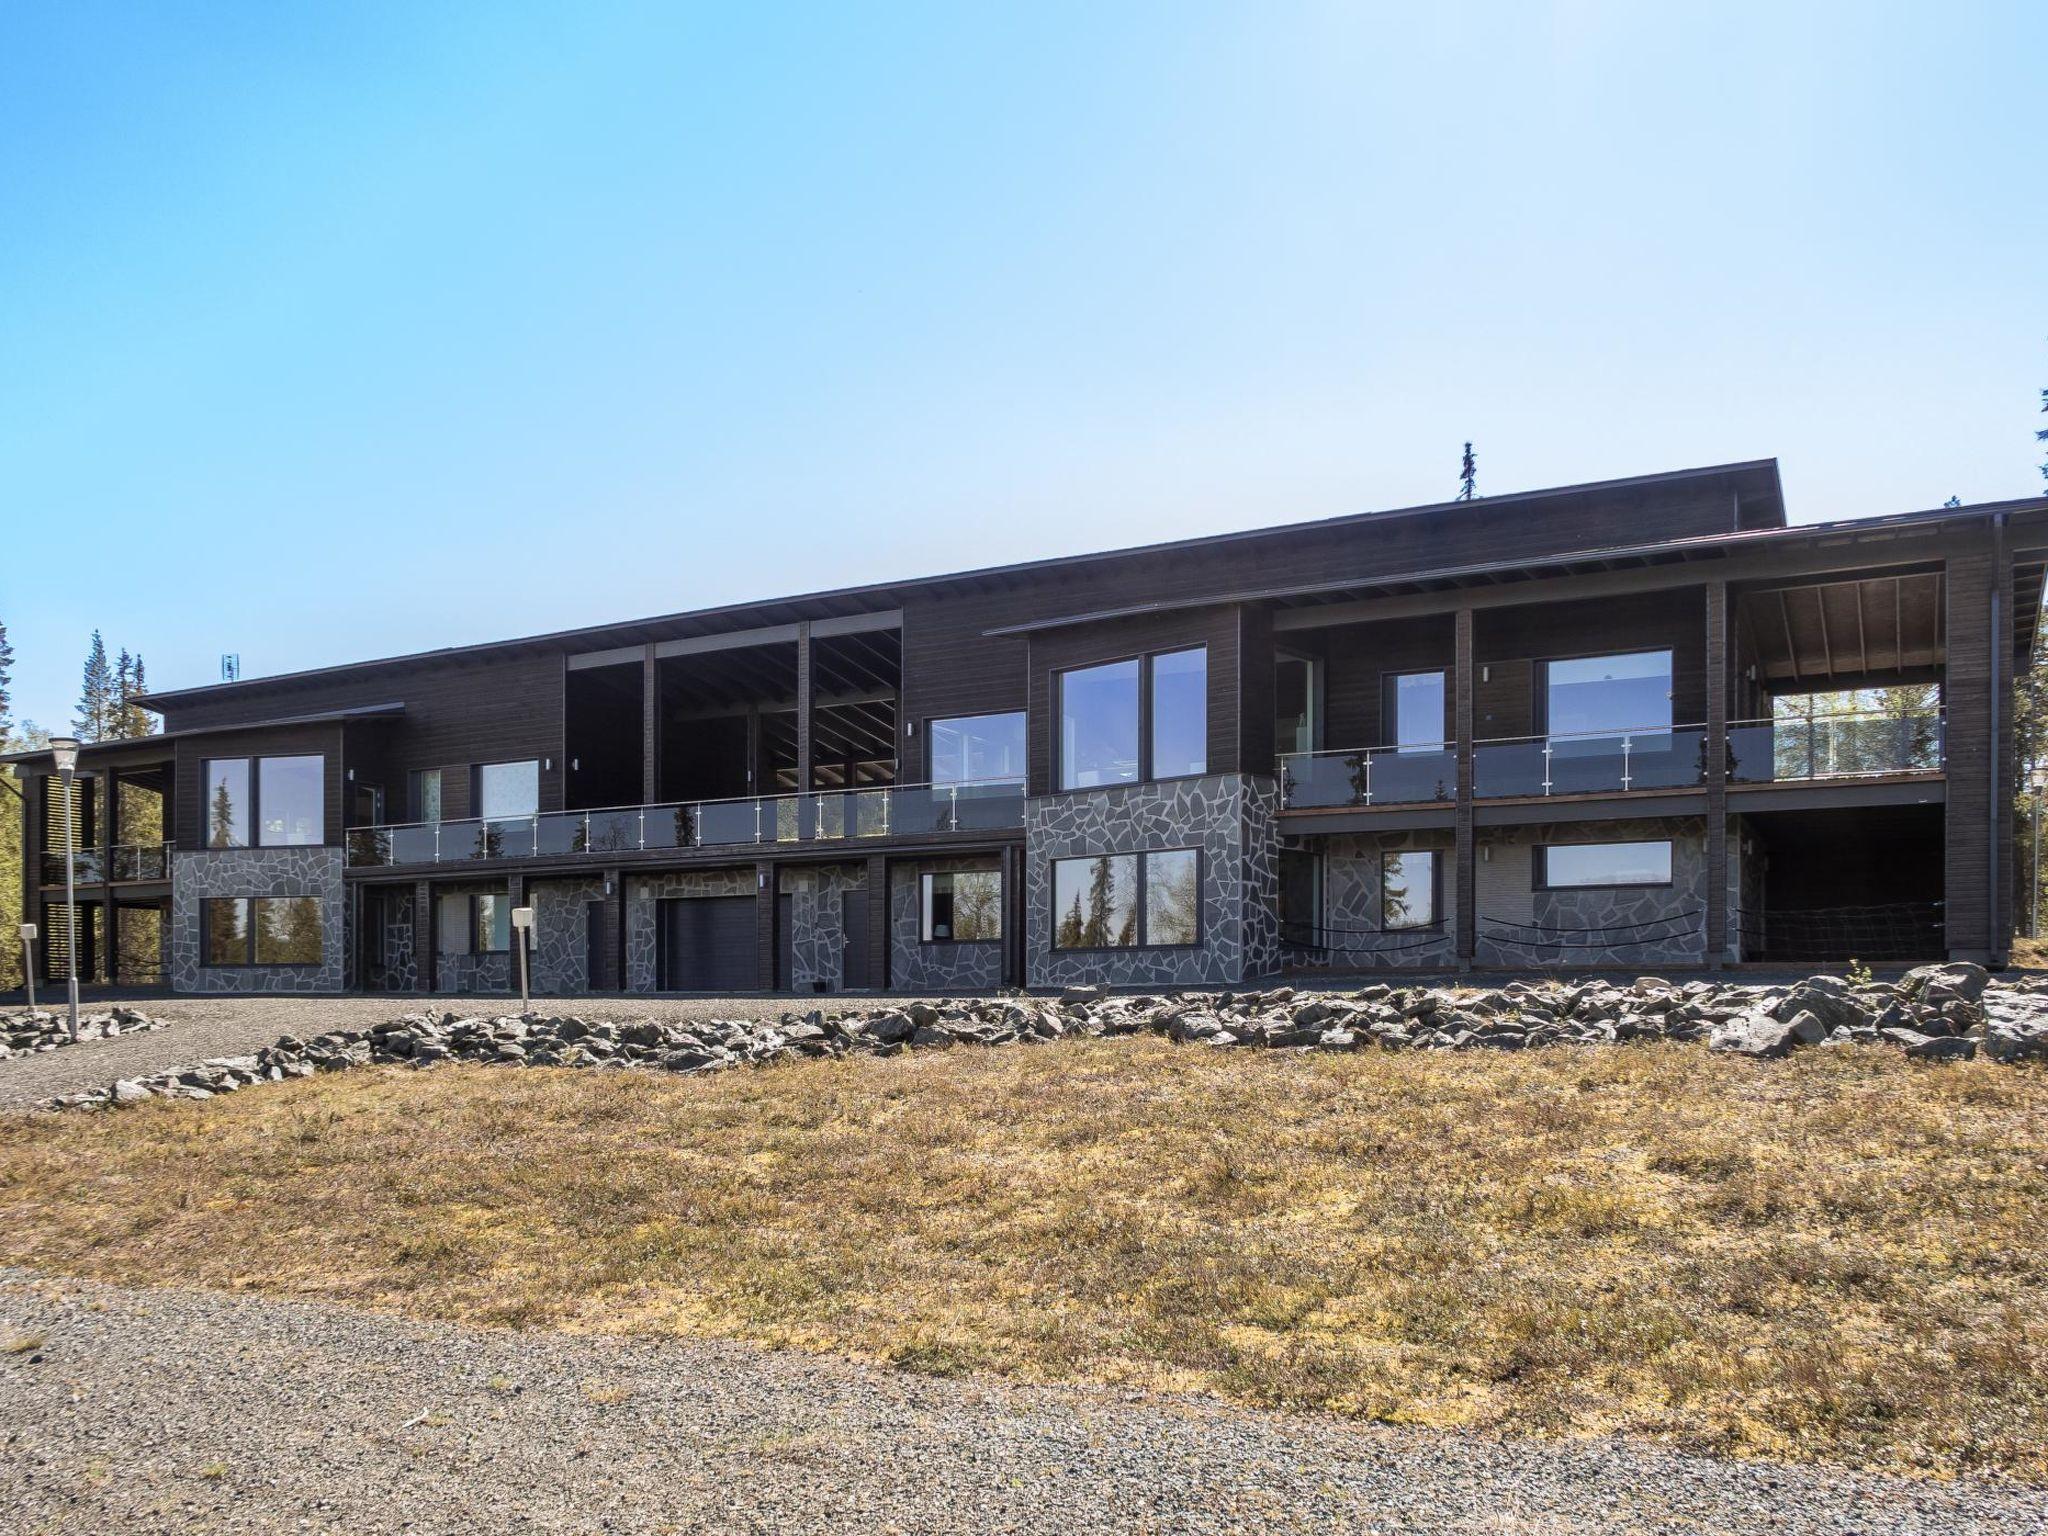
[1814,587,1835,678]
[1777,590,1801,682]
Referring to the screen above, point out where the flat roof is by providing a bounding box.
[0,702,405,767]
[135,458,1786,707]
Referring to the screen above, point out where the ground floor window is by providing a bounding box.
[1381,850,1440,929]
[200,896,324,966]
[1051,849,1200,950]
[921,870,1002,942]
[438,891,511,954]
[1536,839,1673,889]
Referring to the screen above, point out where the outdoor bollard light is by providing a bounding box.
[18,923,37,1014]
[511,906,535,1014]
[49,736,81,1043]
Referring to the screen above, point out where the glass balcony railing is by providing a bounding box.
[1475,725,1707,798]
[1728,711,1944,783]
[38,842,172,885]
[1278,744,1456,809]
[343,779,1027,869]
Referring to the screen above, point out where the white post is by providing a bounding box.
[50,739,81,1042]
[510,906,535,1014]
[18,923,36,1014]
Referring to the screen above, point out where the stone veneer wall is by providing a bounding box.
[529,875,607,996]
[1473,818,1708,968]
[890,855,1005,993]
[170,848,347,994]
[781,865,865,992]
[1289,830,1457,970]
[1025,774,1278,989]
[623,867,757,992]
[365,886,417,992]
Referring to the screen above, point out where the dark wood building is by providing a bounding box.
[13,459,2047,995]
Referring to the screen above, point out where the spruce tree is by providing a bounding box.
[2038,383,2047,484]
[1458,442,1477,501]
[75,630,113,742]
[0,616,13,747]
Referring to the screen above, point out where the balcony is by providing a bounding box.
[1278,743,1455,810]
[39,841,173,886]
[343,779,1026,870]
[1474,725,1709,799]
[1729,711,1943,783]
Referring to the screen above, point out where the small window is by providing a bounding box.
[930,714,1026,785]
[1381,850,1439,929]
[258,756,324,846]
[477,761,540,820]
[1538,840,1673,889]
[921,870,1003,942]
[1149,648,1208,779]
[1059,661,1141,790]
[437,893,473,956]
[204,759,251,849]
[412,768,443,824]
[1388,671,1446,752]
[438,891,512,955]
[201,896,323,965]
[1143,848,1200,946]
[1050,849,1200,949]
[1274,653,1319,757]
[477,893,512,953]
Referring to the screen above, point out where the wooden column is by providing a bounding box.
[1704,579,1729,969]
[1454,607,1476,970]
[412,878,433,994]
[602,867,625,993]
[1943,532,2003,963]
[641,644,659,806]
[1005,843,1028,989]
[795,622,814,794]
[865,854,889,990]
[20,768,41,984]
[755,860,778,991]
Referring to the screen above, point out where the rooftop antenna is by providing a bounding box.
[220,653,241,682]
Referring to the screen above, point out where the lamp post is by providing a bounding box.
[49,737,81,1042]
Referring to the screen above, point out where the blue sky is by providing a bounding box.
[2,2,2043,730]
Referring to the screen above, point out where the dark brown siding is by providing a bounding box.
[899,594,1029,782]
[174,723,346,850]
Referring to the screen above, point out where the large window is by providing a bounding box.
[930,713,1025,784]
[1057,647,1208,791]
[1381,850,1439,929]
[204,755,323,848]
[1537,840,1673,889]
[1388,671,1446,751]
[200,897,323,966]
[1051,849,1200,949]
[1545,651,1673,737]
[476,760,540,820]
[921,870,1002,942]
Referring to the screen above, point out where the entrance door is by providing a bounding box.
[658,896,758,991]
[841,890,869,989]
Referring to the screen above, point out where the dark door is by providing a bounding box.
[357,889,388,989]
[658,896,758,991]
[840,890,869,989]
[585,901,606,991]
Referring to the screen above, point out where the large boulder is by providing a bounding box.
[1709,1010,1804,1059]
[1983,1018,2048,1063]
[1900,962,1990,1008]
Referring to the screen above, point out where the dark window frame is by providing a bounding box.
[1048,847,1203,952]
[436,891,513,956]
[918,869,1004,945]
[409,767,444,824]
[1533,839,1676,891]
[198,895,325,968]
[1379,848,1444,931]
[201,754,326,849]
[471,759,541,822]
[1054,645,1210,793]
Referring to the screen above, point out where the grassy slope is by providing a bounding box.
[1,1038,2044,1479]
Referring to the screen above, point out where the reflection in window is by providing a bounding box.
[1052,853,1138,948]
[1059,660,1140,790]
[477,760,540,820]
[204,759,250,849]
[1144,848,1200,946]
[412,767,443,823]
[921,870,1002,941]
[1539,840,1673,888]
[1149,648,1207,778]
[258,756,324,846]
[1381,851,1438,929]
[477,893,512,953]
[1545,651,1672,737]
[930,713,1025,784]
[1274,654,1318,757]
[1390,671,1446,751]
[255,898,323,964]
[202,897,249,963]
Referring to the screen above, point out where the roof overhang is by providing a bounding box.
[1,702,405,767]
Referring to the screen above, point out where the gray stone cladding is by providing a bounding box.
[890,856,1005,993]
[358,886,417,992]
[1287,830,1456,970]
[528,875,607,996]
[624,868,756,992]
[1025,774,1278,989]
[781,865,865,992]
[170,848,346,994]
[426,881,513,995]
[1474,818,1708,968]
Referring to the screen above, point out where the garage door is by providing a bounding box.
[657,896,758,992]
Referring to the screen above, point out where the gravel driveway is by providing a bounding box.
[2,1271,2040,1535]
[0,993,902,1109]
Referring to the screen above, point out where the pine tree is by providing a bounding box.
[1083,855,1116,947]
[2038,382,2047,484]
[210,777,240,848]
[1944,495,1962,508]
[115,649,134,737]
[1458,442,1477,501]
[111,649,154,739]
[75,630,114,742]
[0,616,13,747]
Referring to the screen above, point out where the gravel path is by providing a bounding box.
[1,1271,2040,1535]
[0,994,914,1109]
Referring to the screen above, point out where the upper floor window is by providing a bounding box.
[1537,840,1673,889]
[1545,650,1672,737]
[930,713,1025,784]
[1388,671,1446,752]
[411,767,443,824]
[475,760,540,821]
[1057,647,1208,791]
[204,755,323,848]
[1274,653,1319,756]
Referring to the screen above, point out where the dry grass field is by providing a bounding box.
[2,1038,2044,1481]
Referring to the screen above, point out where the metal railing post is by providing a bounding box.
[1621,734,1632,792]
